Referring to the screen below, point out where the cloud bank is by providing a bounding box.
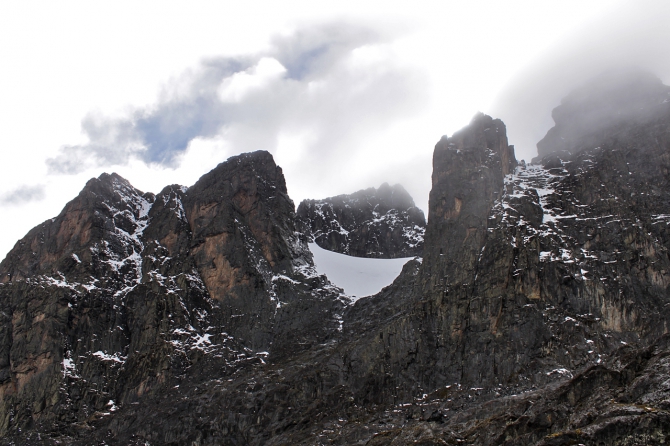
[47,22,427,177]
[0,185,45,206]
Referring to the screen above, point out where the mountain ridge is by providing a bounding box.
[1,71,670,444]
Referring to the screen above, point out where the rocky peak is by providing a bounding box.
[444,112,517,175]
[371,182,415,213]
[422,112,516,285]
[0,172,152,284]
[296,183,426,258]
[536,69,670,159]
[183,150,302,278]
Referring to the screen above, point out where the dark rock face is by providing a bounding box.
[296,183,425,258]
[2,73,670,445]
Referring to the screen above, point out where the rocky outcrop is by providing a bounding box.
[341,113,525,399]
[297,183,425,258]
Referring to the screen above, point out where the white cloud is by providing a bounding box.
[218,57,287,103]
[44,21,428,210]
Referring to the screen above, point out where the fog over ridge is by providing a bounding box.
[489,0,670,162]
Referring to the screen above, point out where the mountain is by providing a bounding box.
[0,152,348,443]
[296,183,426,258]
[1,70,670,444]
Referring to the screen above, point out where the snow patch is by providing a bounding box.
[62,357,78,378]
[92,351,127,364]
[308,243,413,300]
[546,368,573,378]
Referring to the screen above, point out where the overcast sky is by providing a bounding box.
[1,0,669,260]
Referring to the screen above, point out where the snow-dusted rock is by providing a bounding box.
[297,183,425,258]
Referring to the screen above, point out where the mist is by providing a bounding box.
[489,0,670,162]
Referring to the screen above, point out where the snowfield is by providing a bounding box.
[308,243,415,299]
